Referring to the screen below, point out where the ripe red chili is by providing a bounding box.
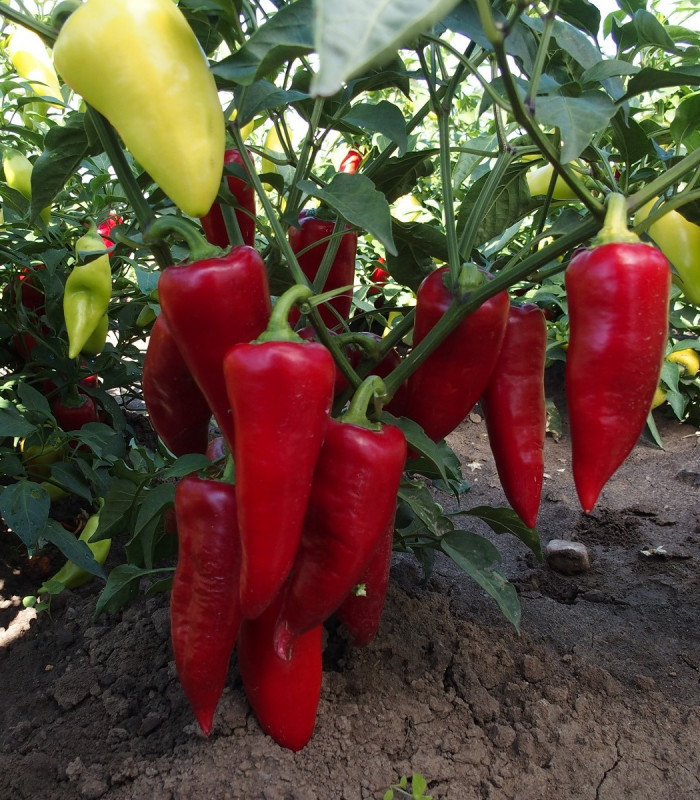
[288,210,357,329]
[339,148,362,174]
[199,148,256,248]
[481,303,547,529]
[402,265,509,442]
[565,194,670,513]
[170,476,242,736]
[142,314,212,456]
[51,390,99,431]
[273,376,406,660]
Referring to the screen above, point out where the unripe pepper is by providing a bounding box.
[238,591,322,752]
[526,163,577,200]
[200,149,256,248]
[170,476,242,736]
[142,314,212,456]
[53,0,225,217]
[481,304,547,529]
[223,285,335,619]
[63,223,112,359]
[566,194,670,513]
[2,148,51,223]
[6,26,63,103]
[153,219,271,451]
[288,210,357,329]
[273,376,406,660]
[38,512,110,592]
[402,265,509,442]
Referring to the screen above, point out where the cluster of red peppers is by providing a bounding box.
[143,206,406,749]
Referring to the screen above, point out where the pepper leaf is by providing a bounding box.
[297,174,397,255]
[43,520,105,580]
[94,565,171,619]
[341,101,408,155]
[534,92,617,163]
[458,505,543,561]
[440,530,521,631]
[0,480,50,553]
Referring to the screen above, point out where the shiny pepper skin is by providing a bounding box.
[566,231,670,513]
[170,477,242,736]
[51,391,99,432]
[481,304,547,529]
[53,0,225,217]
[200,149,256,248]
[402,266,510,443]
[238,592,322,752]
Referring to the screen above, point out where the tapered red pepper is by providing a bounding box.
[273,376,406,660]
[337,512,396,648]
[238,591,322,752]
[402,265,509,442]
[566,194,670,512]
[481,304,547,529]
[53,0,225,217]
[223,285,335,619]
[153,219,271,450]
[288,210,357,329]
[200,149,256,248]
[63,223,112,359]
[170,476,242,736]
[142,314,212,456]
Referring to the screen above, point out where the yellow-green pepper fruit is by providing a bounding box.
[5,26,63,104]
[2,148,51,223]
[667,348,700,377]
[526,163,578,200]
[39,512,111,592]
[53,0,225,217]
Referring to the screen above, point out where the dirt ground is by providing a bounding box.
[1,381,698,800]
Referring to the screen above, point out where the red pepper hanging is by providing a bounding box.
[566,194,670,512]
[481,303,547,529]
[170,476,242,736]
[142,314,212,456]
[223,285,335,619]
[273,376,406,660]
[199,148,256,248]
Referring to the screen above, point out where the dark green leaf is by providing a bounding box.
[581,60,640,84]
[235,80,308,126]
[95,564,170,618]
[671,94,700,151]
[43,520,105,580]
[633,9,678,53]
[93,478,140,541]
[460,505,543,560]
[133,483,176,539]
[557,0,601,39]
[385,221,447,291]
[342,101,408,155]
[370,150,438,205]
[0,480,50,551]
[534,91,617,162]
[17,381,52,418]
[158,453,212,480]
[50,462,93,501]
[441,530,521,630]
[297,173,397,255]
[0,407,36,437]
[398,481,454,539]
[622,66,700,101]
[610,109,654,164]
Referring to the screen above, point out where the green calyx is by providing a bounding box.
[450,262,487,300]
[338,375,387,430]
[593,193,640,246]
[255,284,313,343]
[144,216,222,263]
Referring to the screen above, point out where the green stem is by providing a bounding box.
[593,192,639,245]
[221,454,235,485]
[143,217,221,262]
[256,284,312,343]
[286,98,325,214]
[525,2,558,110]
[0,3,57,43]
[338,376,387,429]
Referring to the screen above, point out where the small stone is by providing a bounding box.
[545,539,590,574]
[521,655,546,683]
[634,674,656,692]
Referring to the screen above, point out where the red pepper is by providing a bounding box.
[199,149,256,248]
[339,148,362,174]
[273,376,406,660]
[481,304,547,529]
[223,285,335,619]
[288,210,357,329]
[96,214,123,253]
[51,389,99,431]
[368,265,390,296]
[237,591,322,752]
[142,314,212,456]
[153,221,272,451]
[170,476,242,736]
[337,512,396,647]
[402,265,509,442]
[565,194,670,513]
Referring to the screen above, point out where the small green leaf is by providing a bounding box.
[94,565,170,618]
[386,220,447,291]
[671,94,700,151]
[94,478,140,541]
[342,101,408,155]
[411,773,428,798]
[43,520,105,580]
[460,505,543,560]
[50,462,92,501]
[0,480,50,551]
[17,382,52,418]
[159,453,212,480]
[621,66,700,101]
[133,483,176,540]
[398,480,453,539]
[235,80,308,126]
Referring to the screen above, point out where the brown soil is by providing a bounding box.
[1,395,699,800]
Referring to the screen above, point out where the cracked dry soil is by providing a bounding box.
[0,394,698,800]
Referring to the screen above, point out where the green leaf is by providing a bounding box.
[382,412,457,487]
[235,80,308,126]
[632,9,678,53]
[133,483,176,540]
[411,773,428,798]
[0,406,36,437]
[385,221,446,291]
[158,453,212,480]
[342,101,408,155]
[460,505,543,560]
[557,0,601,39]
[297,173,397,255]
[43,520,105,580]
[621,66,700,100]
[534,91,617,163]
[212,0,313,86]
[0,480,50,552]
[49,462,93,501]
[95,565,170,618]
[17,382,52,418]
[93,478,140,541]
[312,0,461,96]
[671,94,700,151]
[370,149,438,204]
[441,530,521,630]
[581,60,640,84]
[398,481,453,539]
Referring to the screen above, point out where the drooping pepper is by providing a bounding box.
[2,147,51,223]
[200,149,256,248]
[401,265,510,443]
[526,163,577,200]
[237,591,323,752]
[153,220,271,451]
[142,314,212,456]
[273,376,406,660]
[6,26,63,103]
[53,0,225,217]
[339,148,363,174]
[63,223,112,359]
[170,476,242,736]
[337,512,396,648]
[566,194,670,513]
[481,304,547,530]
[223,285,335,619]
[634,198,700,306]
[288,210,358,329]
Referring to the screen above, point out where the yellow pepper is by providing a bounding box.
[2,148,51,223]
[5,26,63,104]
[635,200,700,306]
[526,163,578,200]
[667,348,700,377]
[53,0,225,217]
